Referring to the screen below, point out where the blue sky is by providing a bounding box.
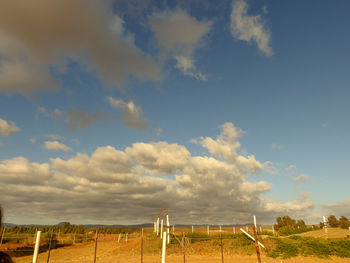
[0,0,349,225]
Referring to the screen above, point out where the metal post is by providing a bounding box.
[32,231,41,263]
[220,233,224,263]
[141,228,144,263]
[93,230,98,263]
[183,232,186,263]
[161,232,167,263]
[46,230,53,263]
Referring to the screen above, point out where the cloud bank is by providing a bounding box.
[0,0,161,96]
[0,123,313,224]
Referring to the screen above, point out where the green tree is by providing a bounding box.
[327,215,339,227]
[338,216,350,229]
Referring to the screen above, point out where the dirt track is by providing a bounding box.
[10,239,350,263]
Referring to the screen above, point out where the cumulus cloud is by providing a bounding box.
[107,97,147,130]
[0,122,313,224]
[44,141,71,152]
[0,0,161,96]
[0,117,20,137]
[149,10,212,80]
[230,0,273,56]
[292,174,311,184]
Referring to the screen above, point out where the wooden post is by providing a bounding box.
[207,225,210,235]
[183,232,186,263]
[46,230,53,263]
[126,233,128,243]
[252,225,261,263]
[0,226,6,247]
[141,228,143,263]
[32,231,41,263]
[220,233,224,263]
[161,232,167,263]
[191,225,193,233]
[93,230,98,263]
[73,232,76,244]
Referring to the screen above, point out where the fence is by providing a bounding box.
[0,226,272,262]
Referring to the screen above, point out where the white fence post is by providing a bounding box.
[166,215,170,244]
[191,225,193,233]
[161,232,167,263]
[157,218,160,236]
[160,219,164,239]
[32,231,41,263]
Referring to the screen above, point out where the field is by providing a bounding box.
[2,227,350,262]
[296,227,350,239]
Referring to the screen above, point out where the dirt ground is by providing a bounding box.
[10,239,350,263]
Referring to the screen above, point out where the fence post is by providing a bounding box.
[32,231,41,263]
[161,231,167,263]
[182,232,186,263]
[126,233,128,243]
[220,233,224,263]
[160,220,163,239]
[118,233,121,243]
[252,225,261,263]
[0,226,6,247]
[141,228,144,263]
[46,230,53,263]
[93,230,98,263]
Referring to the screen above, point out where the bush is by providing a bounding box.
[267,236,350,259]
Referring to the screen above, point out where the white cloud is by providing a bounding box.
[107,97,147,130]
[292,173,311,184]
[0,117,20,137]
[230,0,273,56]
[174,56,207,81]
[0,0,161,96]
[44,141,71,152]
[149,10,212,80]
[0,122,313,224]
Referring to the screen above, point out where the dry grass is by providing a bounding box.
[296,228,350,239]
[7,227,350,262]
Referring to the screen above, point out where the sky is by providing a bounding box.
[0,0,350,225]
